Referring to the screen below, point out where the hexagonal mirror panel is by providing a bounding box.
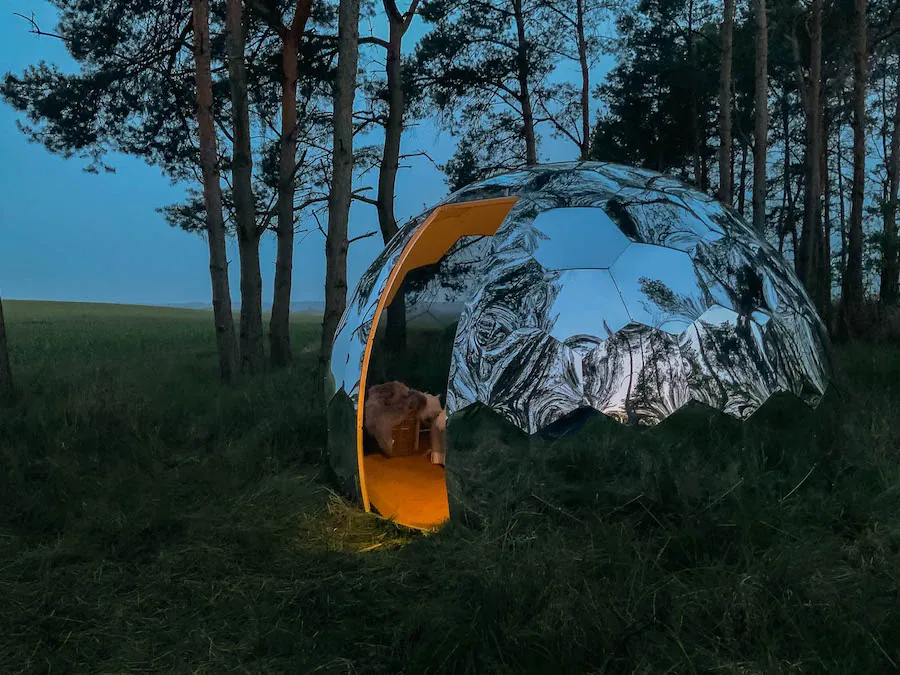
[544,268,632,350]
[615,194,725,252]
[610,243,712,335]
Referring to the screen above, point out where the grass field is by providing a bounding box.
[1,300,899,673]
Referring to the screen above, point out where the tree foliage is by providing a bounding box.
[5,0,900,357]
[590,0,900,330]
[415,0,565,176]
[591,0,719,182]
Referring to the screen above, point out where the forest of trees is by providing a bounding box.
[2,0,899,393]
[591,0,900,340]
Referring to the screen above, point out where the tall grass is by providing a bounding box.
[0,300,898,673]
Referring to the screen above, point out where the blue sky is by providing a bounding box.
[0,1,614,305]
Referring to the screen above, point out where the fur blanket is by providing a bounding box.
[364,381,444,460]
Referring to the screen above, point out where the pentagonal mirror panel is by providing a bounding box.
[591,163,661,188]
[692,239,773,316]
[761,308,831,401]
[529,207,632,270]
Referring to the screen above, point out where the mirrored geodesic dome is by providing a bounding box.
[325,161,832,530]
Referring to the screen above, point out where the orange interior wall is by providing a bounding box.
[355,196,519,522]
[363,454,450,531]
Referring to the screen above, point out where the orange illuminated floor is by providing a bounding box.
[363,453,450,531]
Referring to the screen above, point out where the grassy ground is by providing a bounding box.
[1,300,899,674]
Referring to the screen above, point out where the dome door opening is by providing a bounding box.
[356,197,518,531]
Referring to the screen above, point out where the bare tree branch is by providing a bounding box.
[215,115,236,143]
[351,193,380,206]
[349,230,378,244]
[13,11,69,41]
[383,0,403,24]
[293,194,330,212]
[535,94,582,148]
[313,33,391,49]
[398,150,441,169]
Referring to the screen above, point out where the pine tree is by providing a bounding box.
[252,0,318,368]
[416,0,564,174]
[373,0,422,355]
[718,0,735,204]
[840,0,869,336]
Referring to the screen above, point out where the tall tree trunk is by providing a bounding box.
[225,0,265,374]
[718,0,735,204]
[777,157,786,250]
[797,0,823,310]
[840,0,868,336]
[270,1,314,368]
[691,99,703,189]
[321,0,361,391]
[655,81,664,171]
[270,25,299,368]
[576,0,591,160]
[838,123,848,276]
[739,140,748,214]
[731,128,737,202]
[378,0,419,355]
[881,68,900,306]
[702,153,710,191]
[192,0,238,383]
[513,0,537,165]
[0,296,13,404]
[753,0,769,234]
[780,89,791,252]
[790,188,799,257]
[687,0,703,189]
[821,105,832,327]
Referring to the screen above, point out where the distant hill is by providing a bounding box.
[288,301,325,313]
[167,302,211,310]
[163,300,470,317]
[165,301,326,313]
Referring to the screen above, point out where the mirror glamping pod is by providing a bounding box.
[325,161,832,532]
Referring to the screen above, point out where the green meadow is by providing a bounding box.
[1,300,899,673]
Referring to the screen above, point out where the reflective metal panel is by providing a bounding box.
[404,235,493,327]
[615,194,725,252]
[678,305,778,418]
[327,212,426,403]
[326,389,362,502]
[592,163,663,188]
[529,207,631,270]
[328,161,833,512]
[582,323,692,424]
[545,269,632,349]
[610,244,713,335]
[442,403,532,527]
[481,329,585,434]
